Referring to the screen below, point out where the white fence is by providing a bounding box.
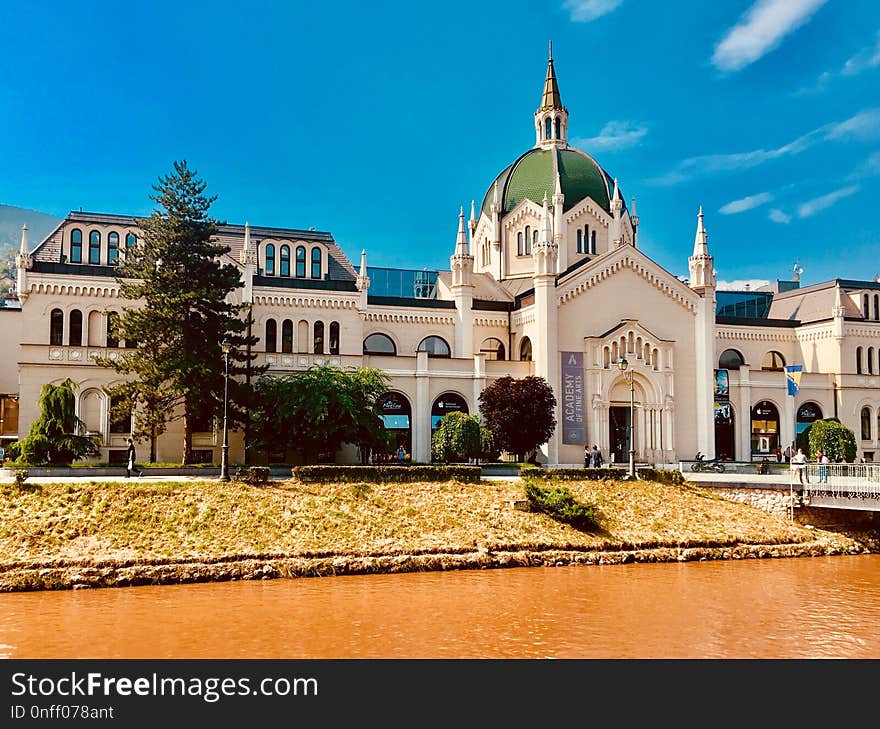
[799,464,880,501]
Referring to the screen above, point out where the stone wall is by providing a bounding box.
[714,487,792,518]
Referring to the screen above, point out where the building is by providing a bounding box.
[5,52,880,466]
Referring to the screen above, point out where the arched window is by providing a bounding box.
[70,229,83,263]
[107,232,119,264]
[89,230,101,264]
[520,336,532,361]
[554,117,561,139]
[69,309,83,346]
[857,346,864,374]
[281,319,293,353]
[265,319,277,353]
[517,231,524,256]
[265,244,275,276]
[590,230,597,253]
[870,348,875,375]
[109,396,132,434]
[363,333,396,355]
[797,402,823,437]
[295,246,306,277]
[432,393,469,431]
[313,321,324,354]
[875,294,880,321]
[418,336,450,358]
[761,351,786,371]
[861,407,872,441]
[480,337,506,361]
[719,349,745,370]
[545,117,552,140]
[50,308,64,345]
[329,321,340,355]
[279,245,290,277]
[750,401,780,455]
[576,229,583,253]
[106,311,120,348]
[864,294,870,319]
[125,232,137,249]
[528,229,535,254]
[525,227,531,255]
[311,247,322,279]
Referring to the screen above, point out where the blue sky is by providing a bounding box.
[1,0,878,287]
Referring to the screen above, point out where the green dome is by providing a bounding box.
[480,147,621,218]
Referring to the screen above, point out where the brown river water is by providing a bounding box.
[2,555,879,659]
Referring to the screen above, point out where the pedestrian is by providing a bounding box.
[775,445,782,463]
[397,444,407,466]
[126,438,138,478]
[584,445,591,469]
[591,444,603,468]
[790,447,808,485]
[783,444,792,464]
[818,450,829,484]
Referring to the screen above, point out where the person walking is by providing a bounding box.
[397,444,407,466]
[591,445,603,468]
[790,447,808,485]
[126,438,139,478]
[775,445,782,463]
[584,445,591,469]
[818,450,829,484]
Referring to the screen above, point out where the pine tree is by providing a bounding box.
[101,160,263,465]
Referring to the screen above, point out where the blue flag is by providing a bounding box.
[785,364,803,396]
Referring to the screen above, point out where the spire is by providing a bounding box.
[469,199,476,223]
[455,206,469,256]
[468,199,477,236]
[693,206,708,256]
[539,42,563,111]
[492,181,499,208]
[554,166,563,198]
[540,192,552,243]
[359,250,368,278]
[19,224,28,256]
[240,221,255,265]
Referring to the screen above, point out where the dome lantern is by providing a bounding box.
[534,41,568,149]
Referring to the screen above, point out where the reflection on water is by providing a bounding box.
[1,555,879,658]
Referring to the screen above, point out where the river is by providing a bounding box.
[2,555,879,659]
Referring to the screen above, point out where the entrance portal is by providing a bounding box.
[609,406,631,465]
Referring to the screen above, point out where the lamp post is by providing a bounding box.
[219,337,232,482]
[617,357,636,480]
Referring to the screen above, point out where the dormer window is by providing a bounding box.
[70,229,83,263]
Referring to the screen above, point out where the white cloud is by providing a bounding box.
[712,0,828,73]
[719,192,774,214]
[648,108,880,185]
[572,120,647,151]
[769,208,792,224]
[716,279,771,291]
[563,0,623,22]
[842,31,880,76]
[850,150,880,179]
[796,185,860,218]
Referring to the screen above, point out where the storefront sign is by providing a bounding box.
[561,351,585,445]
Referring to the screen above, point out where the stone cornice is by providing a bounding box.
[252,292,358,309]
[717,326,797,343]
[26,281,120,298]
[364,310,456,325]
[473,315,508,328]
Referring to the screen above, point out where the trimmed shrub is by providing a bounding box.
[808,418,857,462]
[523,482,600,531]
[233,466,270,486]
[292,465,482,484]
[519,466,626,481]
[637,467,686,485]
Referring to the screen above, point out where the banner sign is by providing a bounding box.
[561,351,585,445]
[714,369,729,400]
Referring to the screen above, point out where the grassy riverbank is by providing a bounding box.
[0,476,869,591]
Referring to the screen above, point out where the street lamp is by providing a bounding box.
[617,357,637,480]
[219,337,232,482]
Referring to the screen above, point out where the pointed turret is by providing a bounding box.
[832,282,846,341]
[468,199,477,236]
[552,161,565,272]
[454,206,469,257]
[534,42,569,148]
[15,223,32,302]
[609,179,623,248]
[240,221,257,266]
[532,191,558,277]
[630,197,640,248]
[688,206,715,290]
[240,221,257,303]
[450,207,475,358]
[355,249,370,311]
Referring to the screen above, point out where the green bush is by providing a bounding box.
[233,466,270,485]
[480,427,500,462]
[519,466,627,481]
[431,412,482,463]
[292,465,482,484]
[13,469,34,491]
[4,441,21,464]
[523,482,600,531]
[808,418,857,462]
[637,467,686,485]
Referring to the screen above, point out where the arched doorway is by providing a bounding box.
[714,401,735,460]
[431,393,468,431]
[796,402,822,436]
[750,400,780,458]
[377,391,411,461]
[608,377,645,465]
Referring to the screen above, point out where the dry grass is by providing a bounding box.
[0,476,820,568]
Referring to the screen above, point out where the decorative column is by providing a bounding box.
[737,365,752,461]
[414,350,430,464]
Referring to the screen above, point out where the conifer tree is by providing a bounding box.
[101,160,263,464]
